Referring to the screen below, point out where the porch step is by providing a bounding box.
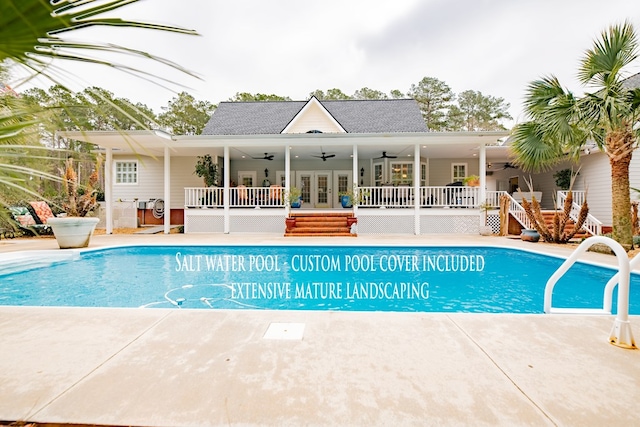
[539,211,589,240]
[284,213,356,237]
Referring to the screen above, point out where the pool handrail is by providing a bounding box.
[543,236,636,349]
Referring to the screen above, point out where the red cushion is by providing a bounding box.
[29,201,55,223]
[16,214,36,226]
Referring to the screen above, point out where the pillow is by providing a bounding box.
[29,201,55,224]
[9,206,29,216]
[16,214,36,226]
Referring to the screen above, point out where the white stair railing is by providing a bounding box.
[503,193,533,229]
[543,236,635,349]
[556,191,602,236]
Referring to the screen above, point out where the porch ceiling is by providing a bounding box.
[59,130,511,161]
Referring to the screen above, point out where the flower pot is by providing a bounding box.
[520,229,540,243]
[285,217,296,231]
[479,225,493,236]
[341,195,352,208]
[47,217,100,249]
[290,197,302,208]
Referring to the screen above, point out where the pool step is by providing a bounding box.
[285,213,356,237]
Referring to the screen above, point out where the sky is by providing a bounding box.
[15,0,640,128]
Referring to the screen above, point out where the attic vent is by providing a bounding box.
[306,130,323,133]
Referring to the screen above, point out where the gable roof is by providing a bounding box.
[201,98,427,135]
[622,71,640,89]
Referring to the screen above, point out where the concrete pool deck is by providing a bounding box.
[0,233,639,426]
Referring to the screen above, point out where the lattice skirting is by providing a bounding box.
[230,215,285,233]
[185,215,224,233]
[420,215,480,234]
[486,212,500,234]
[358,216,414,234]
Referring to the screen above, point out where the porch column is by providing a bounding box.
[224,145,230,233]
[479,142,487,204]
[285,146,291,215]
[414,143,420,235]
[352,144,358,216]
[105,147,113,235]
[164,146,171,234]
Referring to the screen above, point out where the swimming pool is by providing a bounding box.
[1,245,638,313]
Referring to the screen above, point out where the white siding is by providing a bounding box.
[112,155,204,208]
[283,102,345,134]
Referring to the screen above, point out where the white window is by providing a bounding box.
[238,171,256,187]
[452,163,467,183]
[115,161,138,184]
[390,162,413,186]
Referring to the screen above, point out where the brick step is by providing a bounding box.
[294,220,348,227]
[290,213,352,218]
[285,233,356,237]
[284,213,357,237]
[294,217,348,223]
[538,211,589,239]
[288,227,351,234]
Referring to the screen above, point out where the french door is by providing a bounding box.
[296,170,333,208]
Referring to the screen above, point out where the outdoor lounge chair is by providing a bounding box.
[28,201,58,224]
[9,206,51,235]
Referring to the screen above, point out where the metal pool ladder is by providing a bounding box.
[544,236,636,349]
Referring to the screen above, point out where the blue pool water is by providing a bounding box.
[1,245,638,313]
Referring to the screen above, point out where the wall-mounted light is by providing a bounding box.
[264,168,269,177]
[360,167,364,177]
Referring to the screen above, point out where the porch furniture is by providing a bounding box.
[512,191,542,203]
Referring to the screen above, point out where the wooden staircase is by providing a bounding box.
[539,210,589,240]
[285,212,357,237]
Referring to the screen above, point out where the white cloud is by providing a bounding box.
[13,0,640,128]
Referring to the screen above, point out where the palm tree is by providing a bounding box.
[0,0,198,212]
[510,21,640,249]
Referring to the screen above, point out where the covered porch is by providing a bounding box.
[63,129,526,235]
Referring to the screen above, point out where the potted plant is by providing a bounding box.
[194,154,219,187]
[47,156,101,249]
[463,175,480,187]
[285,187,303,208]
[339,190,354,208]
[554,168,578,190]
[478,201,494,236]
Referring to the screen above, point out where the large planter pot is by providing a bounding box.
[341,195,352,208]
[47,217,100,249]
[520,229,540,243]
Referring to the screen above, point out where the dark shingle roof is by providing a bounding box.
[201,98,427,135]
[622,72,640,90]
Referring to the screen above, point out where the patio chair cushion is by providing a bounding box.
[29,201,55,224]
[16,214,36,226]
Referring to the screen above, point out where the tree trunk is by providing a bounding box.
[608,131,634,250]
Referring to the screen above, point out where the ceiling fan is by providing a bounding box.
[312,151,336,161]
[375,151,397,159]
[252,152,274,161]
[488,162,518,170]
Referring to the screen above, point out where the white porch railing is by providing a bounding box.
[184,187,224,208]
[358,185,483,208]
[184,186,285,208]
[502,192,533,229]
[556,190,602,236]
[359,186,415,207]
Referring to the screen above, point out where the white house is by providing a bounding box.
[62,96,622,236]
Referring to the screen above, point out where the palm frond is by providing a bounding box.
[510,122,565,172]
[578,20,638,88]
[1,0,200,87]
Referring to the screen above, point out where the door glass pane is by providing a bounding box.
[374,163,383,186]
[317,175,328,204]
[301,176,311,203]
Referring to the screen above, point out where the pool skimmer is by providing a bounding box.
[263,322,305,340]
